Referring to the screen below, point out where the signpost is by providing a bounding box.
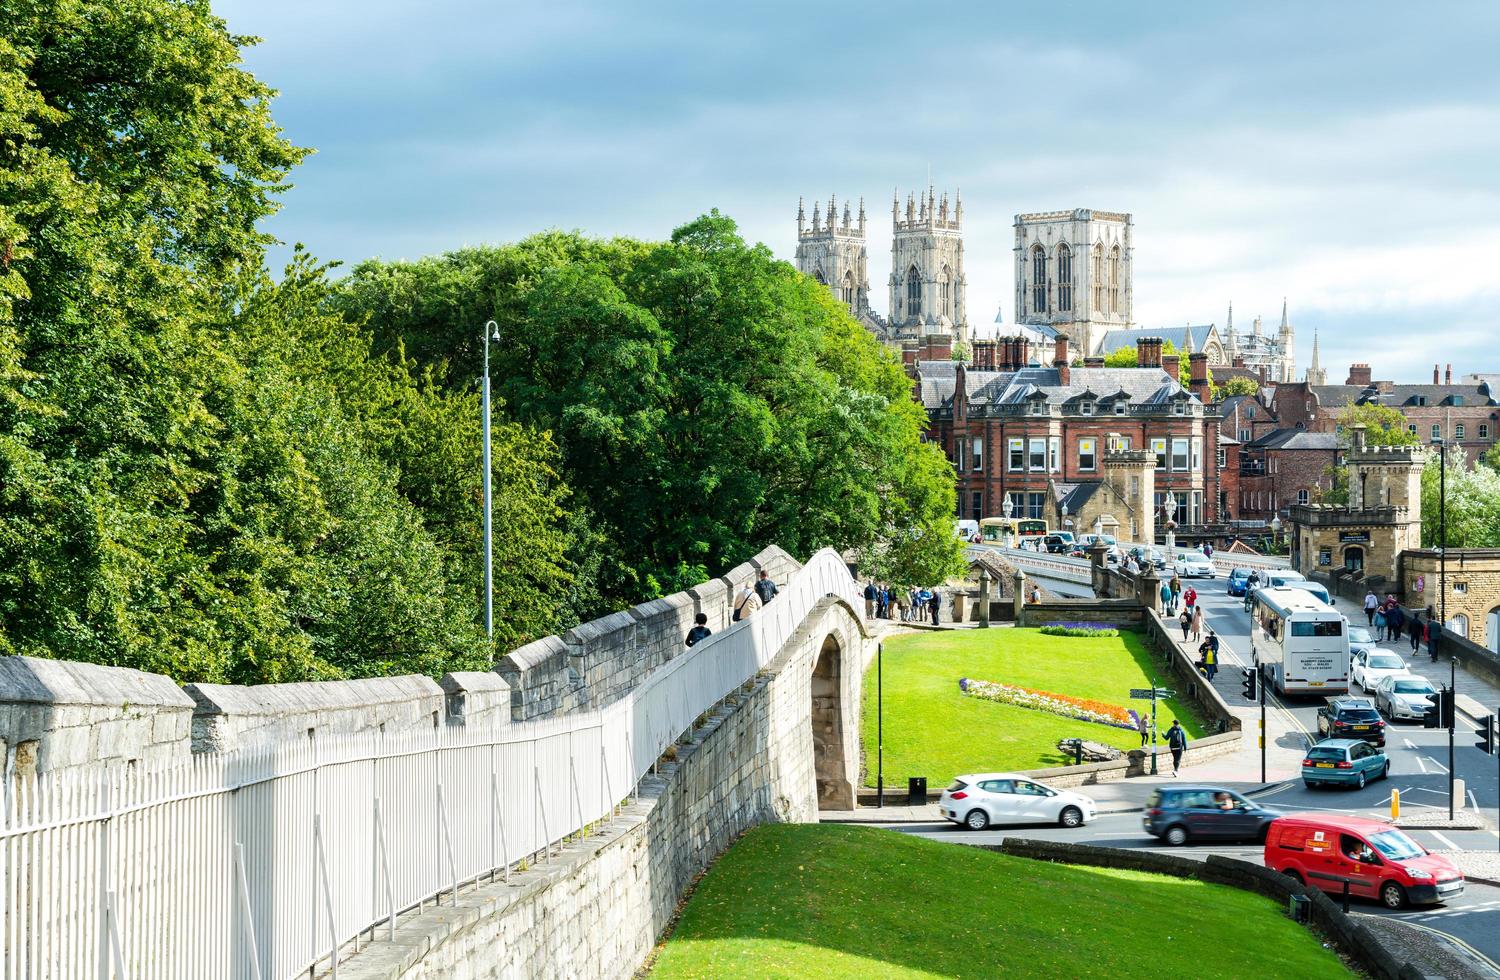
[1130,687,1174,775]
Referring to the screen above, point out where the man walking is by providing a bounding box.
[733,581,761,622]
[863,581,876,619]
[754,569,778,607]
[1363,590,1378,626]
[1387,601,1405,643]
[1409,611,1424,655]
[1165,720,1188,776]
[929,589,941,626]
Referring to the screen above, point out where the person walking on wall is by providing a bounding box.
[684,613,712,648]
[1169,574,1183,611]
[754,569,778,607]
[733,582,761,622]
[1184,585,1197,613]
[863,581,876,619]
[1203,631,1220,680]
[1165,720,1188,776]
[1373,606,1387,642]
[1409,611,1424,655]
[1387,602,1405,643]
[1364,590,1378,627]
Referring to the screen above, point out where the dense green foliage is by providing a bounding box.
[1101,339,1179,368]
[650,824,1351,979]
[0,0,569,681]
[1422,445,1500,548]
[1338,400,1419,446]
[860,628,1205,783]
[1214,375,1260,399]
[334,215,964,607]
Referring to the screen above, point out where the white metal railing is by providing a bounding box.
[0,549,860,980]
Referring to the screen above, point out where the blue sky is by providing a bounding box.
[221,0,1500,382]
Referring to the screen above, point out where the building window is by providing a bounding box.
[1114,401,1126,415]
[1008,438,1024,471]
[1216,447,1227,468]
[1029,438,1046,470]
[1027,492,1046,520]
[1108,434,1130,452]
[1191,437,1202,471]
[1455,424,1465,439]
[1482,424,1490,439]
[1407,424,1418,435]
[1080,400,1094,416]
[1191,490,1203,524]
[1007,491,1025,518]
[1297,489,1309,506]
[1239,428,1251,442]
[1030,400,1047,416]
[972,436,984,472]
[1091,243,1103,311]
[1449,613,1469,637]
[1454,582,1468,595]
[1171,438,1189,471]
[906,266,922,317]
[957,438,966,472]
[1453,396,1465,406]
[1414,396,1427,407]
[1173,401,1186,416]
[1031,245,1047,314]
[972,491,983,519]
[1152,437,1167,470]
[1056,244,1072,312]
[1108,244,1121,314]
[1079,437,1097,471]
[841,271,854,307]
[938,265,951,320]
[1432,423,1441,441]
[1049,436,1061,472]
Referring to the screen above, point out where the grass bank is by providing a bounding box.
[649,824,1348,979]
[861,627,1207,786]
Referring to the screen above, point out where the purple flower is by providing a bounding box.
[959,677,969,692]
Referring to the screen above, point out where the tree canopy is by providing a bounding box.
[1337,400,1419,446]
[1421,446,1500,549]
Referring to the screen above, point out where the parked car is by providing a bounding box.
[939,773,1097,830]
[1173,554,1216,579]
[1044,532,1076,554]
[1142,785,1281,846]
[1373,674,1439,722]
[1226,568,1253,596]
[1264,815,1464,908]
[1350,649,1410,693]
[1347,624,1379,657]
[1315,698,1386,745]
[1077,533,1118,552]
[1301,738,1388,789]
[1129,545,1167,569]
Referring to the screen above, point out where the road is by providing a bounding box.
[891,812,1500,974]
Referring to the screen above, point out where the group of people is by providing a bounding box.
[1363,591,1439,659]
[865,582,944,625]
[684,569,781,647]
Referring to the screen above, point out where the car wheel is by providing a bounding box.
[1282,868,1304,885]
[1058,805,1084,828]
[964,808,990,831]
[1256,824,1271,844]
[1164,824,1190,847]
[1356,771,1367,790]
[1304,780,1318,790]
[1382,761,1390,780]
[1380,881,1407,910]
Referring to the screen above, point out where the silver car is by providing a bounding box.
[939,773,1097,830]
[1373,675,1438,721]
[1173,555,1217,579]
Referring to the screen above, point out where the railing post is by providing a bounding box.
[534,766,552,862]
[104,889,127,980]
[491,772,510,883]
[233,842,265,980]
[96,770,114,980]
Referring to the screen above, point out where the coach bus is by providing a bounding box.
[1249,586,1350,696]
[979,517,1048,545]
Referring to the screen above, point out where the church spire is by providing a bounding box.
[1225,301,1237,358]
[858,197,866,234]
[797,197,806,236]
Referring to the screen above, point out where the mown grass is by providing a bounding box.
[650,824,1349,979]
[861,627,1208,786]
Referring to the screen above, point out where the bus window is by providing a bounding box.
[1291,621,1343,637]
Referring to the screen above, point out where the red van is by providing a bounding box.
[1263,815,1464,909]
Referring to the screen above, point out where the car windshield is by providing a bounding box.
[1306,746,1345,760]
[1368,830,1424,861]
[1392,679,1435,694]
[1368,655,1404,669]
[1348,626,1373,643]
[1232,569,1250,579]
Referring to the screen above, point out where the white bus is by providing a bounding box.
[1249,587,1350,696]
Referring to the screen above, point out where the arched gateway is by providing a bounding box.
[811,634,852,809]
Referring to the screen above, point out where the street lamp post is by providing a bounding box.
[1433,437,1454,819]
[1002,494,1015,549]
[482,320,501,653]
[1164,494,1177,556]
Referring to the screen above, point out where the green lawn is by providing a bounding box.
[861,628,1208,786]
[650,824,1349,979]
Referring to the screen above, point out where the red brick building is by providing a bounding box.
[1237,428,1342,522]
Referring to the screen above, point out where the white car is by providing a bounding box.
[1173,555,1216,579]
[1350,649,1410,692]
[939,773,1097,830]
[1373,674,1438,721]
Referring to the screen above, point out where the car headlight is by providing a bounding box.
[1405,868,1432,879]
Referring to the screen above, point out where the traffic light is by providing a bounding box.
[1476,714,1495,755]
[1424,689,1456,729]
[1241,667,1257,701]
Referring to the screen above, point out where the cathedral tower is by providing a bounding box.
[1277,299,1295,383]
[1306,328,1325,385]
[1014,209,1133,356]
[794,194,871,317]
[888,187,968,345]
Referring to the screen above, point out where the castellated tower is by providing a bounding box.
[887,187,968,346]
[795,195,871,318]
[1014,208,1133,357]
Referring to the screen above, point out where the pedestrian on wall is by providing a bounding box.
[754,569,778,607]
[1179,608,1192,640]
[1165,720,1188,776]
[929,589,942,626]
[1203,630,1220,680]
[1029,585,1041,604]
[863,581,877,619]
[684,613,712,648]
[733,582,761,622]
[1160,581,1174,616]
[1190,604,1204,643]
[1373,606,1387,642]
[1363,590,1378,626]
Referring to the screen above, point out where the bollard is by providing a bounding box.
[1341,879,1351,914]
[1454,778,1466,814]
[1391,788,1400,820]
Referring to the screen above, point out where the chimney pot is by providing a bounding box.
[1434,364,1440,384]
[1162,353,1181,384]
[1445,363,1452,384]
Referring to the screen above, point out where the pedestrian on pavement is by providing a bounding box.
[1179,608,1192,640]
[896,589,910,622]
[1363,590,1378,626]
[685,613,712,648]
[1169,574,1183,609]
[1387,602,1405,642]
[1184,585,1197,612]
[733,582,761,622]
[877,584,890,619]
[1165,720,1187,776]
[1373,606,1387,641]
[1202,640,1218,680]
[1204,542,1214,560]
[929,589,942,626]
[1409,611,1423,655]
[1160,581,1174,616]
[754,569,778,607]
[863,581,877,619]
[1136,711,1150,747]
[1190,604,1204,643]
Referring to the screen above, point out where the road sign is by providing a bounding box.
[1129,688,1175,700]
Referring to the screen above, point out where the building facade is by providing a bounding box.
[1013,209,1133,358]
[886,187,968,345]
[1222,301,1296,383]
[795,195,888,338]
[1399,549,1500,652]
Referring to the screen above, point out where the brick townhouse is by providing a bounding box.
[915,335,1222,540]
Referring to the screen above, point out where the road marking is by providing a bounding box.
[1468,789,1480,812]
[1416,756,1429,773]
[1404,738,1418,749]
[1430,830,1460,850]
[1382,918,1500,978]
[1425,756,1450,773]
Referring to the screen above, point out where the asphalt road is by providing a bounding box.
[892,812,1500,973]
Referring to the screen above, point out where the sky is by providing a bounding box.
[219,0,1500,382]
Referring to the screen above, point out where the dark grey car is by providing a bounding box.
[1143,785,1281,846]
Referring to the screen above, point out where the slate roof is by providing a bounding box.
[1054,482,1103,514]
[1097,325,1219,355]
[918,364,1186,411]
[1245,428,1340,451]
[1310,384,1365,407]
[1356,384,1498,408]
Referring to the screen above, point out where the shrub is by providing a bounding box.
[1039,622,1120,637]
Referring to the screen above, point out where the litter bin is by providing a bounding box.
[1288,894,1310,924]
[908,776,927,807]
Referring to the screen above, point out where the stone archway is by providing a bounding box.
[811,634,852,809]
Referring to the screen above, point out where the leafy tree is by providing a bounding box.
[1337,400,1418,446]
[1480,441,1500,474]
[1214,376,1260,400]
[1102,340,1179,368]
[1421,446,1500,548]
[1312,464,1349,505]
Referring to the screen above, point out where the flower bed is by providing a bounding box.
[959,677,1136,730]
[1038,621,1119,638]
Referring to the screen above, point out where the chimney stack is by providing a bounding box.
[971,338,997,371]
[1084,356,1105,369]
[1346,363,1372,386]
[1445,363,1452,384]
[1053,337,1070,386]
[1434,364,1440,384]
[1136,336,1163,369]
[1162,353,1181,384]
[1188,352,1210,402]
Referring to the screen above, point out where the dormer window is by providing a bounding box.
[1080,401,1094,416]
[1173,401,1187,416]
[1413,396,1427,407]
[1451,395,1464,406]
[1114,401,1127,415]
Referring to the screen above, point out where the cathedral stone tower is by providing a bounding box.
[1014,209,1133,356]
[888,187,968,345]
[795,195,872,318]
[1277,299,1295,383]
